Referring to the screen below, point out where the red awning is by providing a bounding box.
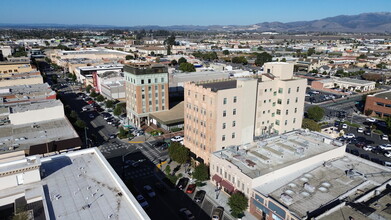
[212,174,222,183]
[220,180,235,193]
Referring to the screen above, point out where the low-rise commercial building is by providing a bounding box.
[0,71,43,87]
[312,78,376,92]
[0,148,150,220]
[364,90,391,117]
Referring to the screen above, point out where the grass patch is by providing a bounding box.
[344,121,360,128]
[373,129,383,135]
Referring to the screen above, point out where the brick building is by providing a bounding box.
[364,90,391,117]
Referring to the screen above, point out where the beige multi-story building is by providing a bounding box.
[124,64,169,127]
[254,62,307,136]
[184,62,307,164]
[0,61,34,76]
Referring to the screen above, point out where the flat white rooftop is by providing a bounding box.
[213,130,343,179]
[258,154,391,219]
[0,148,150,220]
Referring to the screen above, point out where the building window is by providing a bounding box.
[286,110,288,115]
[297,86,300,92]
[285,120,288,125]
[287,99,290,104]
[232,133,236,139]
[288,88,291,94]
[155,78,158,83]
[148,79,151,83]
[156,107,159,111]
[222,123,226,129]
[161,77,164,82]
[272,102,276,107]
[223,110,226,117]
[232,121,236,127]
[295,97,298,103]
[269,99,271,103]
[264,100,266,103]
[203,95,205,101]
[273,91,277,96]
[233,96,237,103]
[295,108,297,113]
[223,98,227,105]
[276,109,281,115]
[188,90,190,96]
[277,99,282,104]
[141,79,144,84]
[276,120,280,125]
[233,109,236,115]
[222,135,226,141]
[272,113,275,117]
[278,88,283,94]
[264,89,267,92]
[293,118,296,123]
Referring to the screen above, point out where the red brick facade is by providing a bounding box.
[364,96,391,117]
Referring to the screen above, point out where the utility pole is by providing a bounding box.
[84,127,88,148]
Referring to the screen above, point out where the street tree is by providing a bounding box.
[178,57,187,65]
[228,191,248,218]
[70,111,78,120]
[86,85,93,93]
[105,100,115,108]
[254,52,272,66]
[307,47,315,56]
[222,50,230,55]
[307,106,324,121]
[192,163,209,182]
[96,94,105,102]
[302,118,321,132]
[179,62,196,72]
[168,142,189,164]
[125,55,134,60]
[170,59,178,66]
[90,90,98,98]
[75,119,86,129]
[231,56,248,65]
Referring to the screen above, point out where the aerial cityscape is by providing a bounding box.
[0,1,391,220]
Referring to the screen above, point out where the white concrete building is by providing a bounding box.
[0,148,150,220]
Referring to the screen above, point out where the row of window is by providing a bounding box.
[185,136,207,150]
[1,69,18,74]
[223,96,237,105]
[222,133,236,141]
[126,76,165,84]
[222,121,236,129]
[214,165,249,195]
[141,84,165,92]
[376,102,391,108]
[223,109,236,117]
[275,118,296,126]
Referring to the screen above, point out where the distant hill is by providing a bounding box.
[1,12,390,33]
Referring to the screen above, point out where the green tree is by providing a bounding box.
[302,118,321,132]
[70,111,78,120]
[307,47,315,56]
[113,105,122,116]
[71,73,77,81]
[231,56,248,65]
[178,57,187,65]
[222,50,230,55]
[168,142,189,164]
[105,100,115,108]
[125,55,134,60]
[257,46,263,51]
[254,52,272,66]
[86,85,93,93]
[170,59,178,66]
[228,191,248,218]
[307,106,325,121]
[164,165,171,175]
[90,90,98,97]
[75,119,86,129]
[179,62,196,72]
[96,94,105,102]
[281,58,287,62]
[192,163,209,182]
[376,62,387,69]
[118,127,127,139]
[385,117,391,130]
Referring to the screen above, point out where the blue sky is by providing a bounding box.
[1,0,390,26]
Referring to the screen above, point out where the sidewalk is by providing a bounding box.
[198,181,258,220]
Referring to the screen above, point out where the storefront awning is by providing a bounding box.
[212,174,222,183]
[220,180,235,193]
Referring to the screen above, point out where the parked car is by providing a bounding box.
[109,134,116,139]
[343,133,355,139]
[87,100,95,105]
[355,142,366,148]
[143,185,156,198]
[378,144,391,151]
[342,124,348,129]
[363,145,374,151]
[171,136,184,142]
[185,184,196,194]
[357,127,364,133]
[176,177,189,190]
[384,151,391,158]
[381,135,389,141]
[194,190,206,203]
[153,141,168,150]
[179,208,195,220]
[366,118,377,123]
[364,130,371,136]
[136,195,149,208]
[211,207,224,220]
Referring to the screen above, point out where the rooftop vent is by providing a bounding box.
[301,191,310,197]
[288,183,297,188]
[280,193,293,205]
[304,182,315,192]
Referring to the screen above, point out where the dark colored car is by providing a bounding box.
[185,184,196,194]
[194,190,206,203]
[355,142,366,148]
[211,206,224,220]
[364,130,371,136]
[153,141,168,150]
[176,177,189,190]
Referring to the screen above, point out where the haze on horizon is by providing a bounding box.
[1,0,390,26]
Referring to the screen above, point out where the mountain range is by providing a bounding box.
[1,12,390,33]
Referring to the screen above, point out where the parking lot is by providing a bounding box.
[338,122,391,165]
[305,88,343,104]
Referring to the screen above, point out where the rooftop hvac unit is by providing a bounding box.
[303,182,315,192]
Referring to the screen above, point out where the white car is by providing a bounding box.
[363,145,374,151]
[171,136,184,142]
[357,127,364,133]
[366,118,377,123]
[136,195,149,208]
[342,124,348,129]
[384,151,391,158]
[381,135,389,141]
[143,185,156,198]
[378,144,391,150]
[343,133,355,139]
